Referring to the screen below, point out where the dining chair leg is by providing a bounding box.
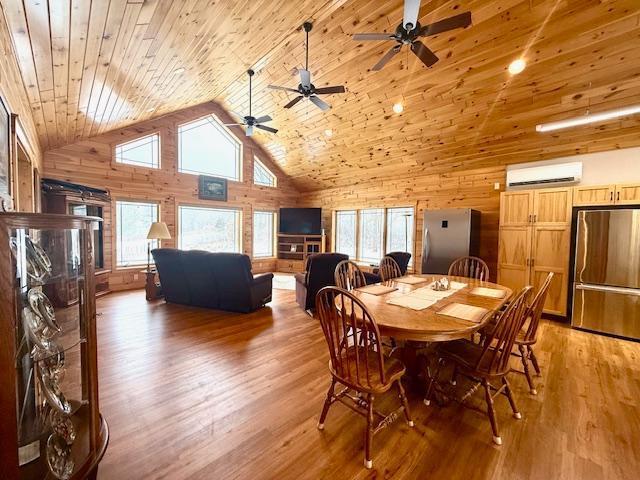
[518,344,537,395]
[483,379,502,445]
[364,394,375,469]
[502,376,522,420]
[529,345,541,375]
[396,380,414,427]
[424,357,444,406]
[317,378,336,430]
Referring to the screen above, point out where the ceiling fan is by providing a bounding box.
[224,69,277,136]
[352,0,471,71]
[268,22,345,111]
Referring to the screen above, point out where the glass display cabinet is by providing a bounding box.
[0,213,108,480]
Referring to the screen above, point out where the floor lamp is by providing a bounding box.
[146,222,171,271]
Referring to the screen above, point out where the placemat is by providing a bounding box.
[394,275,429,285]
[449,281,468,290]
[356,284,398,296]
[469,287,506,299]
[411,287,455,300]
[386,296,437,311]
[436,302,489,323]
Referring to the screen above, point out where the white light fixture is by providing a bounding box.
[508,58,526,75]
[393,102,404,114]
[324,129,333,137]
[536,104,640,132]
[173,67,185,74]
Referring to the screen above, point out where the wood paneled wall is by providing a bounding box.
[299,165,505,279]
[44,102,300,291]
[0,5,43,204]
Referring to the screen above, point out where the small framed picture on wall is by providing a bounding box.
[198,175,227,201]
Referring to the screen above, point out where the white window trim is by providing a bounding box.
[252,210,277,259]
[177,113,243,182]
[253,157,277,188]
[177,204,243,253]
[114,132,161,169]
[115,199,160,269]
[333,206,416,268]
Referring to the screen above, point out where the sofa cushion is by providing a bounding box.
[181,250,219,308]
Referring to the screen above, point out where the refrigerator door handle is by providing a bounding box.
[423,227,430,261]
[576,283,640,296]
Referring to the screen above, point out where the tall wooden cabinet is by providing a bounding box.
[573,182,640,206]
[498,187,573,316]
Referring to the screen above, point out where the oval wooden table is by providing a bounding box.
[350,274,513,342]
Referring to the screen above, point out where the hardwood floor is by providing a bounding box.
[95,289,640,480]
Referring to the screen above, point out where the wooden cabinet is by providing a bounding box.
[498,187,572,316]
[574,183,640,206]
[277,233,325,273]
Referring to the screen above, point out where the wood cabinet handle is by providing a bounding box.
[617,191,620,202]
[610,191,614,201]
[531,258,534,267]
[526,258,529,266]
[533,214,537,223]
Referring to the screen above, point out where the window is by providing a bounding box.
[115,133,160,168]
[358,208,384,263]
[335,210,357,258]
[254,157,277,187]
[333,206,415,266]
[386,207,414,265]
[253,211,275,258]
[179,205,241,252]
[116,201,158,267]
[178,115,241,180]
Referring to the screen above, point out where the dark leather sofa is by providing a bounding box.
[295,253,348,311]
[151,248,273,313]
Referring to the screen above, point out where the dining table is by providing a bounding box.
[349,274,513,394]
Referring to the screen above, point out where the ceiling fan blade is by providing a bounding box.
[253,115,272,124]
[418,11,472,37]
[372,46,401,71]
[268,84,300,93]
[309,95,330,111]
[314,86,346,95]
[256,124,278,134]
[246,125,254,136]
[403,0,421,31]
[352,33,396,41]
[411,41,439,67]
[284,96,304,109]
[299,69,311,89]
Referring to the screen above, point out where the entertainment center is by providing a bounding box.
[276,208,325,273]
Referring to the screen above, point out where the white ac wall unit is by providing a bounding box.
[507,162,582,188]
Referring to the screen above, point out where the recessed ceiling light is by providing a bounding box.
[393,102,404,114]
[536,104,640,132]
[508,58,526,75]
[173,67,185,74]
[324,129,333,137]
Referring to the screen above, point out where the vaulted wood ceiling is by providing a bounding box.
[3,0,640,191]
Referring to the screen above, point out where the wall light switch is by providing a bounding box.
[494,182,500,190]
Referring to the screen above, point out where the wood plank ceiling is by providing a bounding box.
[3,0,640,191]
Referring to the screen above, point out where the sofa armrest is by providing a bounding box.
[252,272,274,285]
[294,272,307,286]
[249,273,273,310]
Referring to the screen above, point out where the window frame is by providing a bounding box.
[253,157,277,188]
[177,203,243,253]
[334,209,358,259]
[333,206,416,268]
[177,113,243,181]
[115,199,160,269]
[252,210,277,259]
[114,132,161,169]
[386,206,415,266]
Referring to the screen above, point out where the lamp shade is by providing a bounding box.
[147,222,171,240]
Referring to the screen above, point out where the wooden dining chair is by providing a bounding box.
[424,285,533,445]
[316,286,414,469]
[334,260,367,291]
[448,256,490,281]
[515,272,554,395]
[378,256,402,281]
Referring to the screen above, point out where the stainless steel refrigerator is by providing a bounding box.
[572,208,640,340]
[421,208,480,275]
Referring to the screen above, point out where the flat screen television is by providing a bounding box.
[279,208,322,235]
